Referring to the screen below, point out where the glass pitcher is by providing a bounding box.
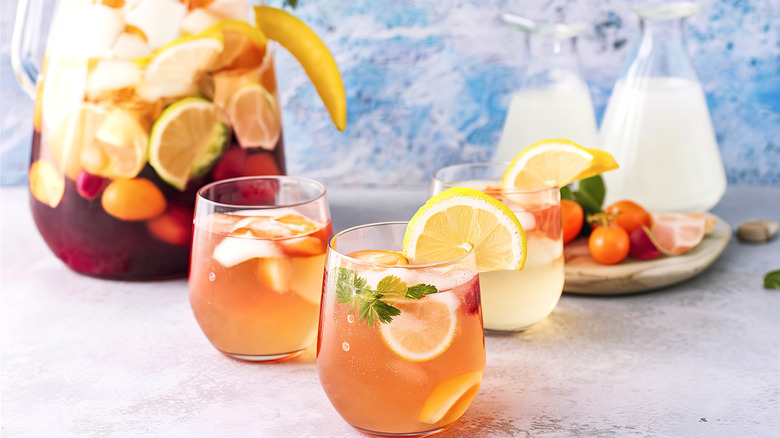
[494,13,598,162]
[13,0,286,280]
[599,2,726,212]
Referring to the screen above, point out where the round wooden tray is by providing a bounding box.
[563,215,732,295]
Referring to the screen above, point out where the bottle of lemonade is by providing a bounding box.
[14,0,345,280]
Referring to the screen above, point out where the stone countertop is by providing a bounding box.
[1,185,778,437]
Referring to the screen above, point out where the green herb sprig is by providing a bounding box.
[335,267,438,326]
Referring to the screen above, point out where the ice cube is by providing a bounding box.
[207,0,248,20]
[136,81,200,102]
[514,211,536,231]
[125,0,187,50]
[212,236,283,268]
[181,8,222,35]
[112,33,151,61]
[49,4,125,58]
[85,61,143,101]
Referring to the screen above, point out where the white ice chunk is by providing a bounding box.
[112,33,151,61]
[181,8,222,35]
[125,0,187,50]
[213,236,284,268]
[85,61,143,101]
[136,81,199,102]
[514,211,537,231]
[207,0,248,20]
[50,4,124,58]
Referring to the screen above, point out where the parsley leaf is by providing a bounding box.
[335,268,439,326]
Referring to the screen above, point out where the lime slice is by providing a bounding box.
[143,33,223,87]
[379,293,458,362]
[404,187,527,272]
[501,139,619,190]
[148,97,229,190]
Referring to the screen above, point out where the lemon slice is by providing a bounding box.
[29,160,65,208]
[254,6,346,131]
[501,139,619,190]
[379,293,458,362]
[403,187,527,272]
[143,33,223,86]
[419,371,483,425]
[205,19,268,70]
[148,97,229,190]
[226,83,281,150]
[81,107,148,179]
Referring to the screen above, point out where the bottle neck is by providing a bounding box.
[623,16,697,81]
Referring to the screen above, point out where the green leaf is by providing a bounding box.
[578,175,606,208]
[283,0,298,8]
[335,267,357,304]
[572,190,602,216]
[358,297,400,326]
[765,270,780,290]
[376,275,407,296]
[406,284,438,300]
[560,185,574,201]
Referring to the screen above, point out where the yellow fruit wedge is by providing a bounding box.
[501,139,619,190]
[404,187,527,272]
[29,160,65,208]
[379,293,458,362]
[418,371,483,425]
[254,6,347,131]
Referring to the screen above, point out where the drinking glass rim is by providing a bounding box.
[197,175,327,209]
[329,221,476,269]
[433,162,559,195]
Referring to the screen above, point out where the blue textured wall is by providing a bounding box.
[2,0,778,186]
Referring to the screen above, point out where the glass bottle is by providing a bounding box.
[495,14,598,161]
[599,2,726,212]
[12,0,286,280]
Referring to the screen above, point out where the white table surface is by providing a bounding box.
[2,185,779,437]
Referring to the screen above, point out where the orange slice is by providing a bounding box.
[379,293,458,362]
[418,371,483,425]
[226,83,282,150]
[348,250,409,265]
[205,20,268,71]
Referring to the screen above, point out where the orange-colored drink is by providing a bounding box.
[317,223,485,436]
[189,176,331,362]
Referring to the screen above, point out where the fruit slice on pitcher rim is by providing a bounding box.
[254,5,346,131]
[379,293,458,362]
[148,97,229,190]
[418,370,483,425]
[403,187,527,272]
[501,139,619,190]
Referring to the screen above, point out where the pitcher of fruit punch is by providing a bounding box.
[12,0,346,280]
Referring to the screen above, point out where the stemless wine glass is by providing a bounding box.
[432,163,563,332]
[189,176,332,362]
[317,222,485,437]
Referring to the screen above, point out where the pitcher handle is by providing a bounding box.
[11,0,43,99]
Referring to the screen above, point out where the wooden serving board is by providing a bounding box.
[563,215,732,295]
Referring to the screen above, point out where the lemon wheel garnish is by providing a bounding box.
[143,33,224,84]
[254,6,347,131]
[418,371,483,425]
[501,139,619,190]
[379,293,458,362]
[148,97,228,190]
[403,187,527,271]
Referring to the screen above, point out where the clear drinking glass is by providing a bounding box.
[599,2,726,212]
[432,163,563,332]
[317,222,485,437]
[495,14,598,161]
[189,176,331,363]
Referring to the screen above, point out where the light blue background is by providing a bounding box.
[2,0,778,186]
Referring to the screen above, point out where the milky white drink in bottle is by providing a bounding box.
[496,80,598,161]
[600,77,726,212]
